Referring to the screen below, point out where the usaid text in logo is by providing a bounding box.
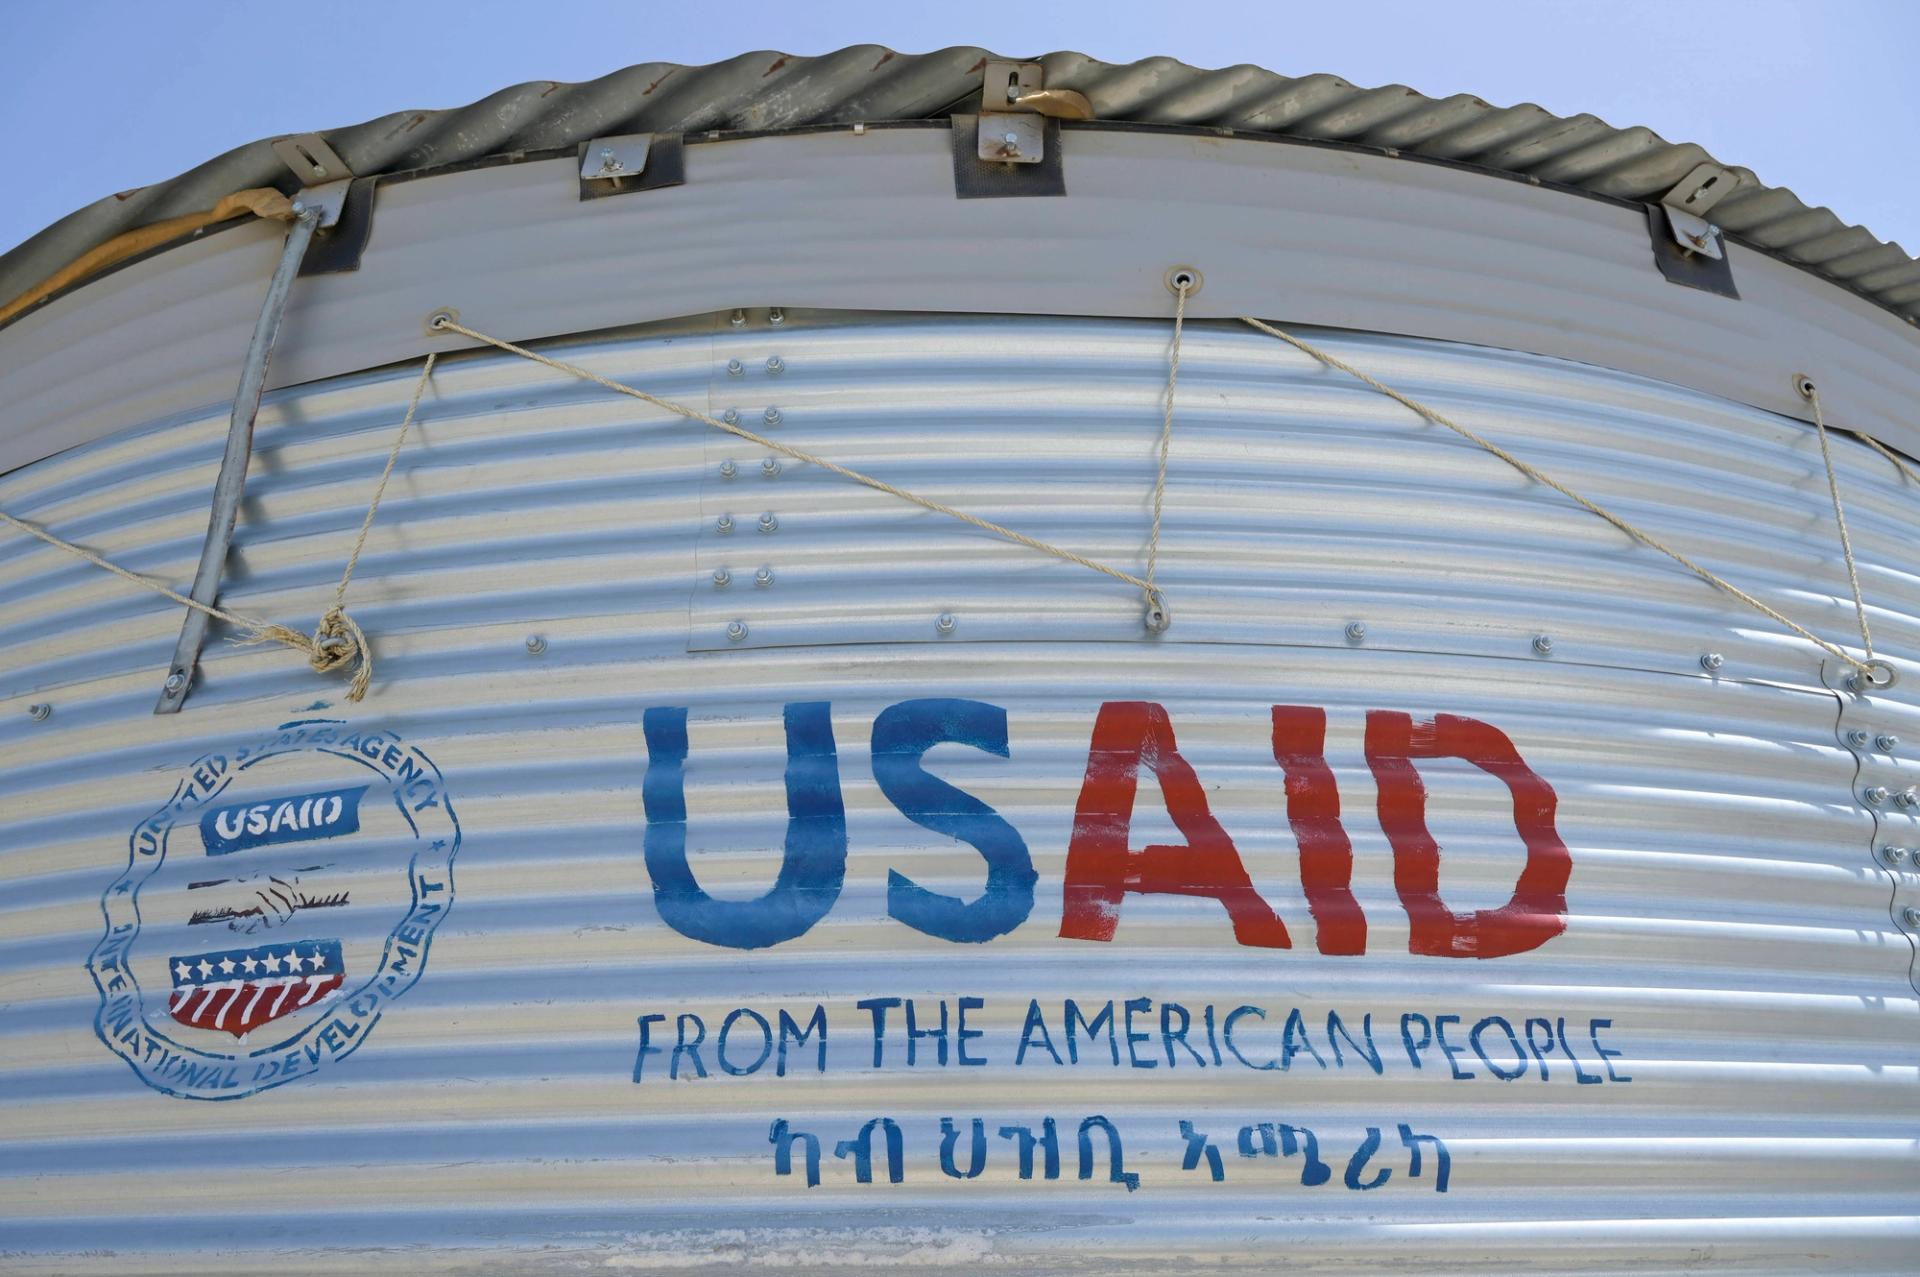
[88,720,458,1100]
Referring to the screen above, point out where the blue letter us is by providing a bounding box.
[642,702,846,949]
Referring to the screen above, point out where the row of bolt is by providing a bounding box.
[712,320,788,641]
[717,612,959,644]
[1346,623,1727,671]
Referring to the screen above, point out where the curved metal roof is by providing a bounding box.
[3,45,1918,323]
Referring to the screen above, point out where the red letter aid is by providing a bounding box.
[1364,711,1571,958]
[1272,706,1367,955]
[1060,702,1291,948]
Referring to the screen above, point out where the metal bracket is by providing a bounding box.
[155,205,324,713]
[1647,163,1742,298]
[577,133,686,200]
[953,61,1088,196]
[271,133,352,187]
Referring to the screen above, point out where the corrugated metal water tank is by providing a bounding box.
[3,307,1918,1273]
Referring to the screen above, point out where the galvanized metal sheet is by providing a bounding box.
[5,129,1920,481]
[1,312,1917,1273]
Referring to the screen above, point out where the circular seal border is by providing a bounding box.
[87,718,460,1100]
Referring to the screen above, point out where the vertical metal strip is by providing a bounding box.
[154,206,321,713]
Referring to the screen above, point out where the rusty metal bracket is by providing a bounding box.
[952,61,1089,198]
[154,205,323,713]
[1646,163,1742,299]
[577,134,686,200]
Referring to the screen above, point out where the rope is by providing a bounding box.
[0,355,439,702]
[1852,429,1920,488]
[1237,315,1875,675]
[1804,381,1873,658]
[431,315,1167,617]
[1143,279,1188,628]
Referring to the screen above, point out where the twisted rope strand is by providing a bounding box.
[1806,382,1873,658]
[1146,278,1188,615]
[1238,315,1874,675]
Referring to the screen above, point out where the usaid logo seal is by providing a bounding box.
[87,718,459,1100]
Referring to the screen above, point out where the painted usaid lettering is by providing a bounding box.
[641,698,1570,953]
[88,720,458,1100]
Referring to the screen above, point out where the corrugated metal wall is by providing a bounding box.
[2,310,1917,1273]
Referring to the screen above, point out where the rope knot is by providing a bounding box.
[308,605,372,700]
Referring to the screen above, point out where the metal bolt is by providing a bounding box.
[1847,730,1872,748]
[1864,785,1891,806]
[726,358,744,376]
[712,567,731,587]
[524,634,547,655]
[764,407,783,426]
[1345,621,1367,643]
[719,460,738,479]
[1905,906,1920,928]
[758,512,778,533]
[1700,652,1725,672]
[290,200,307,215]
[27,702,51,721]
[766,356,785,375]
[716,514,734,534]
[163,671,187,694]
[1003,131,1020,145]
[1880,845,1911,867]
[755,566,774,588]
[768,308,785,325]
[726,620,748,643]
[1878,734,1900,752]
[1896,789,1919,810]
[1532,634,1554,656]
[723,408,740,425]
[761,458,781,478]
[936,612,956,635]
[729,309,747,327]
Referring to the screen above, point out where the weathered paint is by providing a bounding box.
[1,310,1918,1273]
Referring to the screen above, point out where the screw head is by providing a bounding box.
[716,514,734,534]
[729,309,747,327]
[1847,730,1872,748]
[712,567,731,587]
[1532,634,1554,656]
[763,407,783,426]
[727,358,744,376]
[163,671,187,693]
[1700,652,1725,672]
[1904,906,1920,928]
[722,408,740,425]
[762,458,781,478]
[1881,845,1911,867]
[1003,131,1020,145]
[755,566,774,587]
[1864,785,1891,806]
[936,612,956,634]
[27,702,51,721]
[1878,734,1900,752]
[726,620,748,643]
[1896,789,1919,810]
[524,634,548,655]
[758,512,778,533]
[766,356,785,375]
[719,460,738,479]
[1345,621,1367,643]
[768,308,785,325]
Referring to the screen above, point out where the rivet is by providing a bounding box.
[1345,621,1367,644]
[1700,652,1724,672]
[27,702,51,721]
[762,458,781,478]
[1896,789,1919,810]
[936,612,956,634]
[726,358,744,376]
[726,620,748,643]
[1878,734,1900,752]
[1847,730,1872,748]
[766,356,785,375]
[1532,634,1554,656]
[1863,785,1891,806]
[163,671,187,694]
[712,567,731,587]
[1905,906,1920,928]
[768,308,785,325]
[729,309,747,327]
[764,407,783,426]
[755,566,774,588]
[758,512,778,533]
[1881,845,1911,867]
[716,514,734,534]
[719,460,738,480]
[723,408,740,425]
[524,634,547,655]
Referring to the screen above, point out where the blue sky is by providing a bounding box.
[2,0,1916,258]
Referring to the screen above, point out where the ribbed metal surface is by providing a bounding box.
[2,311,1918,1273]
[3,47,1917,324]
